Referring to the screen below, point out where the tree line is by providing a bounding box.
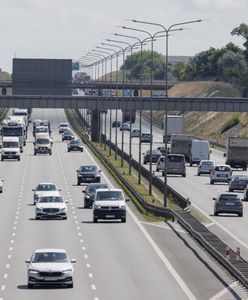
[121,23,248,96]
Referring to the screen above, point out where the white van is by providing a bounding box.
[190,140,210,166]
[1,137,21,161]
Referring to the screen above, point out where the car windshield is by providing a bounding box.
[70,140,79,145]
[36,184,57,191]
[87,184,108,193]
[232,175,248,181]
[219,194,239,201]
[64,131,71,135]
[80,166,97,172]
[168,155,184,162]
[2,141,18,148]
[215,166,230,172]
[60,124,69,128]
[39,196,63,203]
[36,138,49,144]
[32,252,69,263]
[202,161,214,166]
[96,191,124,201]
[36,127,48,133]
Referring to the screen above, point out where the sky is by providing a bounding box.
[0,0,247,73]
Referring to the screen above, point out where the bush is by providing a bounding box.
[220,116,239,134]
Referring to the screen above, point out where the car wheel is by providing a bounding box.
[182,173,186,177]
[77,181,81,186]
[67,283,73,288]
[143,161,147,165]
[63,216,67,220]
[93,217,98,223]
[214,211,218,216]
[18,157,20,161]
[49,152,52,155]
[121,217,126,223]
[34,152,36,156]
[81,149,83,152]
[210,180,214,185]
[239,212,243,217]
[68,149,70,152]
[197,172,200,176]
[96,178,101,183]
[229,189,233,192]
[1,157,3,161]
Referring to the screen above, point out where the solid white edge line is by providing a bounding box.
[208,281,238,300]
[84,145,197,300]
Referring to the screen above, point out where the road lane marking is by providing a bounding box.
[89,273,93,278]
[86,263,90,268]
[3,275,7,279]
[5,265,9,269]
[1,286,5,291]
[140,221,186,234]
[91,284,96,290]
[84,254,88,259]
[85,146,197,300]
[209,281,238,300]
[205,222,215,228]
[7,255,11,260]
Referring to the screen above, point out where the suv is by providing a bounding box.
[210,165,232,184]
[34,134,52,155]
[213,192,243,217]
[93,188,129,223]
[76,165,102,185]
[131,128,140,138]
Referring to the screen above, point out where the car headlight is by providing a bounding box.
[60,208,67,212]
[85,195,90,199]
[36,207,42,212]
[120,205,126,210]
[29,269,38,274]
[94,205,101,209]
[63,269,72,273]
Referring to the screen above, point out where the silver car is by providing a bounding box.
[26,249,76,288]
[213,192,243,217]
[197,160,215,176]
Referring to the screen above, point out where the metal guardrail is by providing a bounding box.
[67,109,248,290]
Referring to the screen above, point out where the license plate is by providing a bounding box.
[218,174,226,177]
[44,277,58,281]
[105,215,115,218]
[225,202,234,206]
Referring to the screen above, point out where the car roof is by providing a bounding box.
[36,182,57,186]
[34,248,67,253]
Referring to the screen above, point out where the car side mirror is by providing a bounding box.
[32,188,35,191]
[223,153,226,157]
[82,190,85,193]
[210,150,212,154]
[70,259,76,263]
[126,198,130,202]
[65,200,69,203]
[25,259,30,263]
[76,170,79,172]
[58,188,62,191]
[212,197,216,200]
[33,142,35,145]
[99,169,102,173]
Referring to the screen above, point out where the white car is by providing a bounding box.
[58,123,70,134]
[197,160,216,176]
[210,164,232,184]
[26,248,76,288]
[32,182,61,204]
[35,192,68,220]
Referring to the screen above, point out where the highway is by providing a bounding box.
[102,110,248,261]
[0,108,247,300]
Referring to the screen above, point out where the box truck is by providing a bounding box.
[225,137,248,170]
[163,115,184,142]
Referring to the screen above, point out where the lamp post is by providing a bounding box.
[101,43,122,161]
[97,46,117,156]
[106,39,131,168]
[131,18,202,206]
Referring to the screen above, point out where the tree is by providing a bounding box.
[231,23,248,61]
[121,50,166,80]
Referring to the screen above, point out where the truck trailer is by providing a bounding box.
[163,115,184,142]
[225,137,248,170]
[170,134,192,162]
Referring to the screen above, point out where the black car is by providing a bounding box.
[143,149,162,164]
[62,130,74,141]
[112,121,121,128]
[68,140,83,152]
[82,183,108,208]
[76,165,102,185]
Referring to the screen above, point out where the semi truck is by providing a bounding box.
[163,115,184,142]
[225,137,248,170]
[170,134,192,162]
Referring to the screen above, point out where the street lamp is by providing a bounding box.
[97,46,117,156]
[101,43,123,161]
[131,18,202,206]
[106,39,131,168]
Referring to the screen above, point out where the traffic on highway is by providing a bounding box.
[0,108,247,300]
